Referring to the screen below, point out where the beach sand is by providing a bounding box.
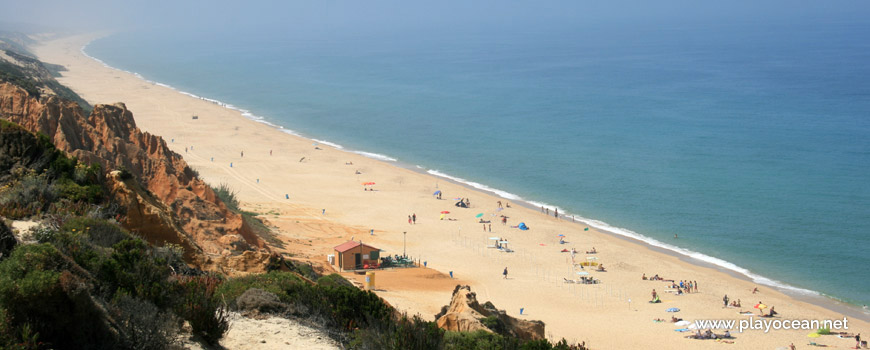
[33,33,869,349]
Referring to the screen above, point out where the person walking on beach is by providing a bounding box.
[409,215,412,224]
[483,224,486,232]
[651,289,657,301]
[546,207,549,215]
[270,149,272,156]
[488,224,491,232]
[694,280,698,293]
[498,201,502,208]
[555,208,558,219]
[541,206,545,213]
[322,209,325,215]
[503,267,508,279]
[412,213,416,224]
[502,216,507,225]
[855,333,861,349]
[241,151,244,157]
[723,295,729,308]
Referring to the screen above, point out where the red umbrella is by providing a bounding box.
[362,182,375,186]
[440,211,450,214]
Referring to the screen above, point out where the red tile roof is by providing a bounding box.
[333,241,379,253]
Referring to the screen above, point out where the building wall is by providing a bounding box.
[335,246,380,270]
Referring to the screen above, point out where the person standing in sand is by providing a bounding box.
[855,333,861,349]
[488,224,491,232]
[409,215,412,224]
[503,267,508,279]
[723,295,729,308]
[555,208,558,219]
[651,289,657,301]
[412,213,416,224]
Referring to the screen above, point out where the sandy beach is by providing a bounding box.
[33,33,869,349]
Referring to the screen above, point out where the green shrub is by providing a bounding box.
[56,178,103,203]
[111,294,178,350]
[0,173,58,218]
[98,239,174,307]
[0,244,116,349]
[350,314,444,350]
[443,330,509,350]
[217,271,302,306]
[317,273,352,288]
[212,182,239,212]
[173,275,228,345]
[235,288,284,314]
[62,217,130,248]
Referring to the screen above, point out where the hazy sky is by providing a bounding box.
[2,0,869,35]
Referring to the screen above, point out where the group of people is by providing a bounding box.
[687,329,731,341]
[407,213,417,224]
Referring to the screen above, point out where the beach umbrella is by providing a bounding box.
[675,320,690,327]
[489,237,499,240]
[441,211,450,214]
[557,234,565,237]
[475,213,484,218]
[362,182,375,185]
[576,271,590,276]
[754,303,767,310]
[433,190,441,195]
[807,333,820,338]
[666,308,680,313]
[586,256,599,260]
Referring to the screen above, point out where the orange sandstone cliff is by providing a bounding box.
[0,82,270,274]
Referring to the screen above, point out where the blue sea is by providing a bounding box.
[86,19,870,309]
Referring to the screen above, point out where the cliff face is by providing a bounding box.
[435,285,545,341]
[0,82,269,274]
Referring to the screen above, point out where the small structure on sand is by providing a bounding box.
[333,241,381,270]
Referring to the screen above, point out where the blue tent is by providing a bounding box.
[433,190,441,195]
[518,222,529,230]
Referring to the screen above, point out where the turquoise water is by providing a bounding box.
[86,20,870,307]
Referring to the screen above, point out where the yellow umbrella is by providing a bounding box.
[807,332,820,338]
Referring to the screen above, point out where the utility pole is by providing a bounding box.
[403,231,407,258]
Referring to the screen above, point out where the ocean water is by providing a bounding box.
[86,20,870,308]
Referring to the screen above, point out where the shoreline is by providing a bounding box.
[79,34,868,320]
[34,32,869,348]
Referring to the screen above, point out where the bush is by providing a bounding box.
[98,239,174,307]
[0,173,58,218]
[173,275,229,345]
[212,182,239,212]
[62,217,130,248]
[0,244,117,349]
[317,273,353,288]
[111,295,178,350]
[217,271,303,306]
[236,288,284,314]
[349,314,444,350]
[0,220,16,261]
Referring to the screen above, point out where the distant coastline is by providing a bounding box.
[79,34,870,322]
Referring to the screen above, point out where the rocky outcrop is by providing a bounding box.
[0,82,269,274]
[435,285,545,341]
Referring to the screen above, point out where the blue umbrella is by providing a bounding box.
[433,190,441,195]
[666,308,680,312]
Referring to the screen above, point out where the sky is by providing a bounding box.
[2,0,869,35]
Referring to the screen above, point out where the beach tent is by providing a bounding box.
[518,222,529,230]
